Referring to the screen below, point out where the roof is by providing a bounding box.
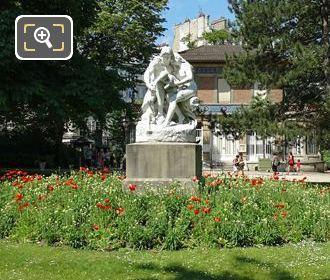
[179,45,244,63]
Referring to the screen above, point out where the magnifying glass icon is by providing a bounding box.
[34,27,53,48]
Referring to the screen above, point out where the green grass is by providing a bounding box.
[0,241,329,280]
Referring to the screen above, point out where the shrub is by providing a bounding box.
[0,169,329,250]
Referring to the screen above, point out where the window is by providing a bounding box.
[306,135,318,155]
[195,67,223,74]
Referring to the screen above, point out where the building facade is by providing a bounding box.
[173,13,228,53]
[180,45,322,171]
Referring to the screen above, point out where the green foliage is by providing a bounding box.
[225,0,330,144]
[0,0,168,165]
[323,150,330,164]
[181,34,197,49]
[0,170,329,250]
[211,96,307,141]
[202,29,231,45]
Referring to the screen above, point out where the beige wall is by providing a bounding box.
[232,89,253,104]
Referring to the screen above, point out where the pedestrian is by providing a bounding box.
[287,152,295,174]
[296,159,301,173]
[97,149,105,169]
[237,152,245,176]
[104,149,111,168]
[271,153,280,174]
[85,147,92,168]
[233,155,239,175]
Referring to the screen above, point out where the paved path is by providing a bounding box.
[204,170,330,183]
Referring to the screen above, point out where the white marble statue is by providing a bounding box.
[136,46,200,142]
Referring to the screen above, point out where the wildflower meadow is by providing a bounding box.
[0,169,329,251]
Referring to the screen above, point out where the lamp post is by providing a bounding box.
[197,105,210,168]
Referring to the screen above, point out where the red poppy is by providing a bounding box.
[96,203,112,210]
[216,179,224,185]
[38,195,44,201]
[202,207,211,214]
[205,200,209,204]
[273,215,278,220]
[65,179,74,186]
[18,202,29,211]
[281,212,288,218]
[194,209,200,215]
[214,217,221,222]
[274,204,285,209]
[47,185,54,192]
[190,196,201,202]
[251,179,258,186]
[187,204,194,210]
[104,199,110,203]
[15,193,23,202]
[207,182,217,188]
[192,176,198,182]
[22,176,33,183]
[92,224,100,231]
[116,207,125,215]
[128,184,136,191]
[71,184,78,190]
[101,175,107,181]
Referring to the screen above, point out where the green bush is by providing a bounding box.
[0,169,329,250]
[323,150,330,164]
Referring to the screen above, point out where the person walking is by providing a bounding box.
[272,153,280,174]
[233,155,239,175]
[85,147,92,168]
[97,149,105,169]
[237,152,245,176]
[287,152,295,174]
[296,159,301,173]
[104,149,111,168]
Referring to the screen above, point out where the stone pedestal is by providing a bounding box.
[125,143,202,190]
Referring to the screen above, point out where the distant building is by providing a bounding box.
[180,45,322,171]
[173,13,228,53]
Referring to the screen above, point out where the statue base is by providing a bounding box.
[124,142,202,190]
[135,121,197,143]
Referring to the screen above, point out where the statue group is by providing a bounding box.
[136,46,200,142]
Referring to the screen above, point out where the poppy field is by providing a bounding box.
[0,169,329,250]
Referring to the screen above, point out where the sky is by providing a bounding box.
[158,0,235,45]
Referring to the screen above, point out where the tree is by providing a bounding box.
[182,34,197,49]
[202,29,231,45]
[224,0,330,150]
[0,0,168,167]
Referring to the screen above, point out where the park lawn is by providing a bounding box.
[0,241,329,280]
